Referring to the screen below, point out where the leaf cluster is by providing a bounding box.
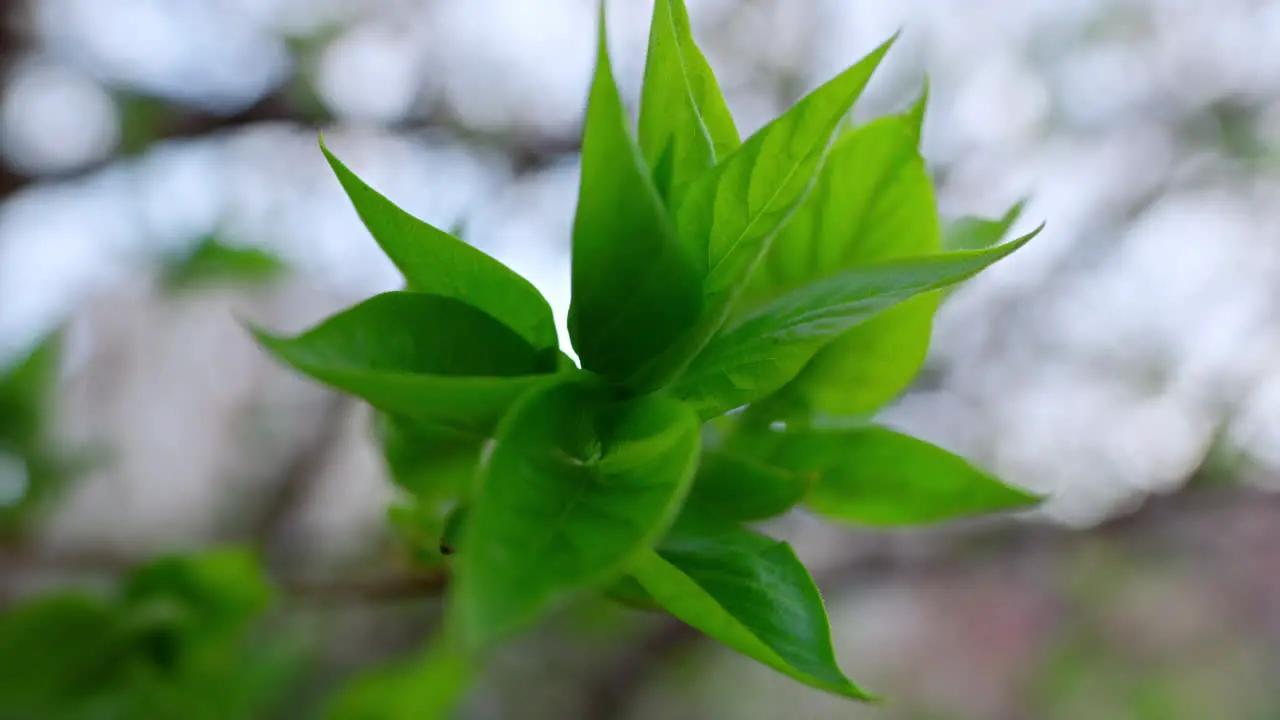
[0,549,298,720]
[253,0,1044,710]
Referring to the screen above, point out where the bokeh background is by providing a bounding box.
[4,0,1280,717]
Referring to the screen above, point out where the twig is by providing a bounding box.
[280,569,450,606]
[250,393,352,570]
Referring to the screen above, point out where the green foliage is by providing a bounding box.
[250,2,1043,709]
[0,548,298,719]
[326,637,472,720]
[638,0,740,201]
[0,332,70,534]
[160,236,288,293]
[745,100,941,421]
[568,9,703,384]
[454,375,700,647]
[253,292,559,435]
[943,201,1025,252]
[670,233,1037,419]
[770,425,1039,525]
[631,517,871,699]
[684,449,810,522]
[321,140,558,351]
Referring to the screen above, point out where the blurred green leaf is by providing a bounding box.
[0,594,125,716]
[253,292,559,435]
[673,232,1038,418]
[322,139,558,351]
[942,201,1025,252]
[638,0,739,200]
[0,331,60,449]
[767,425,1041,525]
[0,332,66,534]
[0,549,290,720]
[161,236,288,293]
[631,520,872,699]
[455,375,700,647]
[122,547,273,642]
[568,8,704,385]
[326,638,473,720]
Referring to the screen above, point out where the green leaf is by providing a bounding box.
[377,415,482,503]
[0,331,60,449]
[773,425,1041,525]
[630,522,871,699]
[326,638,473,720]
[253,292,558,435]
[0,594,125,715]
[684,449,810,522]
[629,37,896,391]
[747,111,936,304]
[122,547,273,641]
[161,236,287,293]
[321,139,557,350]
[454,375,701,647]
[672,231,1038,418]
[676,37,895,305]
[568,8,704,383]
[943,201,1025,252]
[638,0,739,200]
[745,104,943,419]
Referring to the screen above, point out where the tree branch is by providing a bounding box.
[248,392,352,569]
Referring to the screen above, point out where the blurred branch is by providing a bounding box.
[0,81,583,201]
[280,568,449,606]
[250,393,352,570]
[0,542,448,607]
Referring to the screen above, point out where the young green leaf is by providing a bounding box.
[0,594,124,715]
[768,425,1041,525]
[673,231,1038,418]
[638,0,739,200]
[676,37,895,304]
[630,522,872,699]
[744,106,943,419]
[568,8,704,383]
[943,201,1025,252]
[629,37,896,392]
[253,292,558,435]
[745,108,936,299]
[454,375,700,647]
[321,140,557,351]
[684,449,811,522]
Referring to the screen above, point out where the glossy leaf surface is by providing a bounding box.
[455,376,700,646]
[569,10,704,383]
[323,141,557,350]
[631,521,871,699]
